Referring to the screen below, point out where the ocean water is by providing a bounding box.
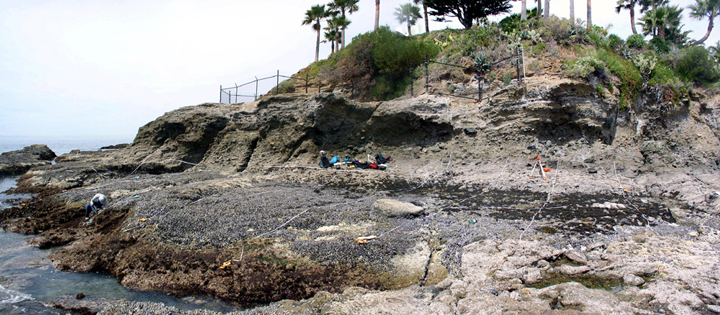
[0,176,242,314]
[0,135,135,156]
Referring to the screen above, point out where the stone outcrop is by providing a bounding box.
[0,145,56,175]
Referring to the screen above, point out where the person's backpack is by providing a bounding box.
[330,156,340,164]
[344,156,354,163]
[369,163,378,169]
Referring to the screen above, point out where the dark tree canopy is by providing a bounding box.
[425,0,513,29]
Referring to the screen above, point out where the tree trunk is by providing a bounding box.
[537,0,542,17]
[544,0,550,20]
[315,27,320,62]
[341,8,346,50]
[659,24,666,40]
[331,40,335,54]
[692,14,714,45]
[408,23,412,36]
[522,0,527,20]
[630,4,637,34]
[375,0,380,31]
[569,0,574,24]
[587,0,592,29]
[423,4,429,34]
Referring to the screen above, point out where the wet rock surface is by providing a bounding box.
[1,85,719,314]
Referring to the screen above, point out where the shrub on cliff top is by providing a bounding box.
[323,26,440,100]
[626,34,645,49]
[675,46,720,86]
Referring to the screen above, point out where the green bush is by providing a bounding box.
[596,49,642,110]
[565,55,606,79]
[503,71,512,85]
[627,34,645,49]
[648,63,681,86]
[532,42,546,56]
[649,37,670,54]
[499,8,539,33]
[608,34,624,51]
[587,31,608,49]
[675,46,720,85]
[487,71,497,84]
[331,26,440,100]
[540,16,582,46]
[276,79,296,94]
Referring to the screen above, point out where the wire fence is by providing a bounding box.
[219,71,319,104]
[218,47,526,104]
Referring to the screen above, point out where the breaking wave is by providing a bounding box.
[0,285,32,305]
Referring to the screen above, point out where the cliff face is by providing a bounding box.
[96,76,718,180]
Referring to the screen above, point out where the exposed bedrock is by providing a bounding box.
[0,144,56,175]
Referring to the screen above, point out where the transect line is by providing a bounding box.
[458,157,510,204]
[519,161,561,240]
[251,197,373,240]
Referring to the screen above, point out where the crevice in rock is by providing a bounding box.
[237,137,259,173]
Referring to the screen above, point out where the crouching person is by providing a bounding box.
[85,193,107,220]
[319,150,333,168]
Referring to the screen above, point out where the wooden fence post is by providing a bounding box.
[425,53,429,94]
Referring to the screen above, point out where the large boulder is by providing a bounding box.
[0,145,56,175]
[373,199,424,218]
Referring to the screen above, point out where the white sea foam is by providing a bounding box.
[0,285,32,304]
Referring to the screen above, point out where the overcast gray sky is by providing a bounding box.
[0,0,714,138]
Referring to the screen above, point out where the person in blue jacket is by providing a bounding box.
[319,150,332,168]
[85,193,107,220]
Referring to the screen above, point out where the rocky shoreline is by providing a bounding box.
[2,73,720,314]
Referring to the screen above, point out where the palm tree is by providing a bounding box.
[413,0,430,34]
[331,15,350,50]
[375,0,381,31]
[544,0,550,20]
[522,0,527,20]
[395,3,422,36]
[324,29,340,54]
[708,40,720,62]
[303,5,329,62]
[324,11,341,53]
[536,0,542,17]
[689,0,720,46]
[639,0,669,13]
[640,5,683,41]
[616,0,639,34]
[329,0,359,49]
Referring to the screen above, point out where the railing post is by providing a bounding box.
[410,69,413,97]
[516,47,522,84]
[219,85,222,103]
[478,78,482,101]
[276,70,279,95]
[306,73,309,94]
[255,77,258,101]
[235,83,238,104]
[425,53,429,94]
